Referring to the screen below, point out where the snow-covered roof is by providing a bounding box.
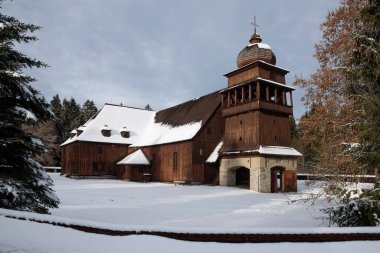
[61,104,155,146]
[257,146,302,156]
[223,146,302,157]
[206,141,223,163]
[131,121,202,147]
[247,42,271,50]
[256,60,289,72]
[256,77,295,91]
[61,92,220,147]
[117,149,150,165]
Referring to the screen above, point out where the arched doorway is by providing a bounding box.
[236,167,250,188]
[226,166,250,189]
[271,166,285,193]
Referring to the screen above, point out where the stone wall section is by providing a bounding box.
[220,155,298,192]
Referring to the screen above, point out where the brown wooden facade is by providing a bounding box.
[61,98,223,184]
[115,105,223,183]
[61,142,129,176]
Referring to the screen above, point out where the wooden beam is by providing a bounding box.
[289,91,293,107]
[234,89,237,106]
[227,92,230,107]
[266,85,269,101]
[241,86,244,103]
[274,88,278,103]
[256,82,260,100]
[248,84,252,101]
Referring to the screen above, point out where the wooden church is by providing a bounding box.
[61,28,301,193]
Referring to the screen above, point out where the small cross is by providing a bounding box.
[251,16,259,34]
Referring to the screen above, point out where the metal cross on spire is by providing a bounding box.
[251,16,259,34]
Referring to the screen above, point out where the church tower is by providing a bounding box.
[219,27,301,193]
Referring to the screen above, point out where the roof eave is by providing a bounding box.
[224,60,289,78]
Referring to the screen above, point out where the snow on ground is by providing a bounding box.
[49,173,325,228]
[1,216,379,253]
[1,174,379,252]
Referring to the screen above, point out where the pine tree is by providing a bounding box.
[0,1,59,213]
[79,100,98,125]
[50,94,63,143]
[61,97,81,141]
[347,0,380,188]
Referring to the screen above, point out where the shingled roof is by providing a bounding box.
[155,91,221,127]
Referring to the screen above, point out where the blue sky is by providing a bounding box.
[3,0,340,119]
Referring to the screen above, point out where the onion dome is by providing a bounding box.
[236,33,276,68]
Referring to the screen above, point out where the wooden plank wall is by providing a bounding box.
[223,109,291,152]
[192,106,224,182]
[224,111,260,151]
[228,67,259,87]
[140,142,193,182]
[259,112,291,147]
[61,142,129,176]
[228,65,286,87]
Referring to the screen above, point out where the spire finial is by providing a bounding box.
[251,16,259,35]
[249,16,262,44]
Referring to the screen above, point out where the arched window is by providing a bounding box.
[173,152,178,170]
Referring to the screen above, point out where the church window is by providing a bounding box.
[92,162,105,172]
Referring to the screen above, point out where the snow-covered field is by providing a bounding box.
[1,173,379,252]
[49,174,324,228]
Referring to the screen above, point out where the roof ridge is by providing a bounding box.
[104,103,153,111]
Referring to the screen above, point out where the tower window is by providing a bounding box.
[200,148,203,156]
[93,162,105,172]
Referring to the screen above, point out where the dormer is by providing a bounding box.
[70,129,77,138]
[120,127,130,138]
[77,126,86,136]
[101,125,111,137]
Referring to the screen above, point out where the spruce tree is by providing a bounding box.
[79,99,98,125]
[50,94,64,143]
[0,1,59,213]
[61,97,81,141]
[347,0,380,187]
